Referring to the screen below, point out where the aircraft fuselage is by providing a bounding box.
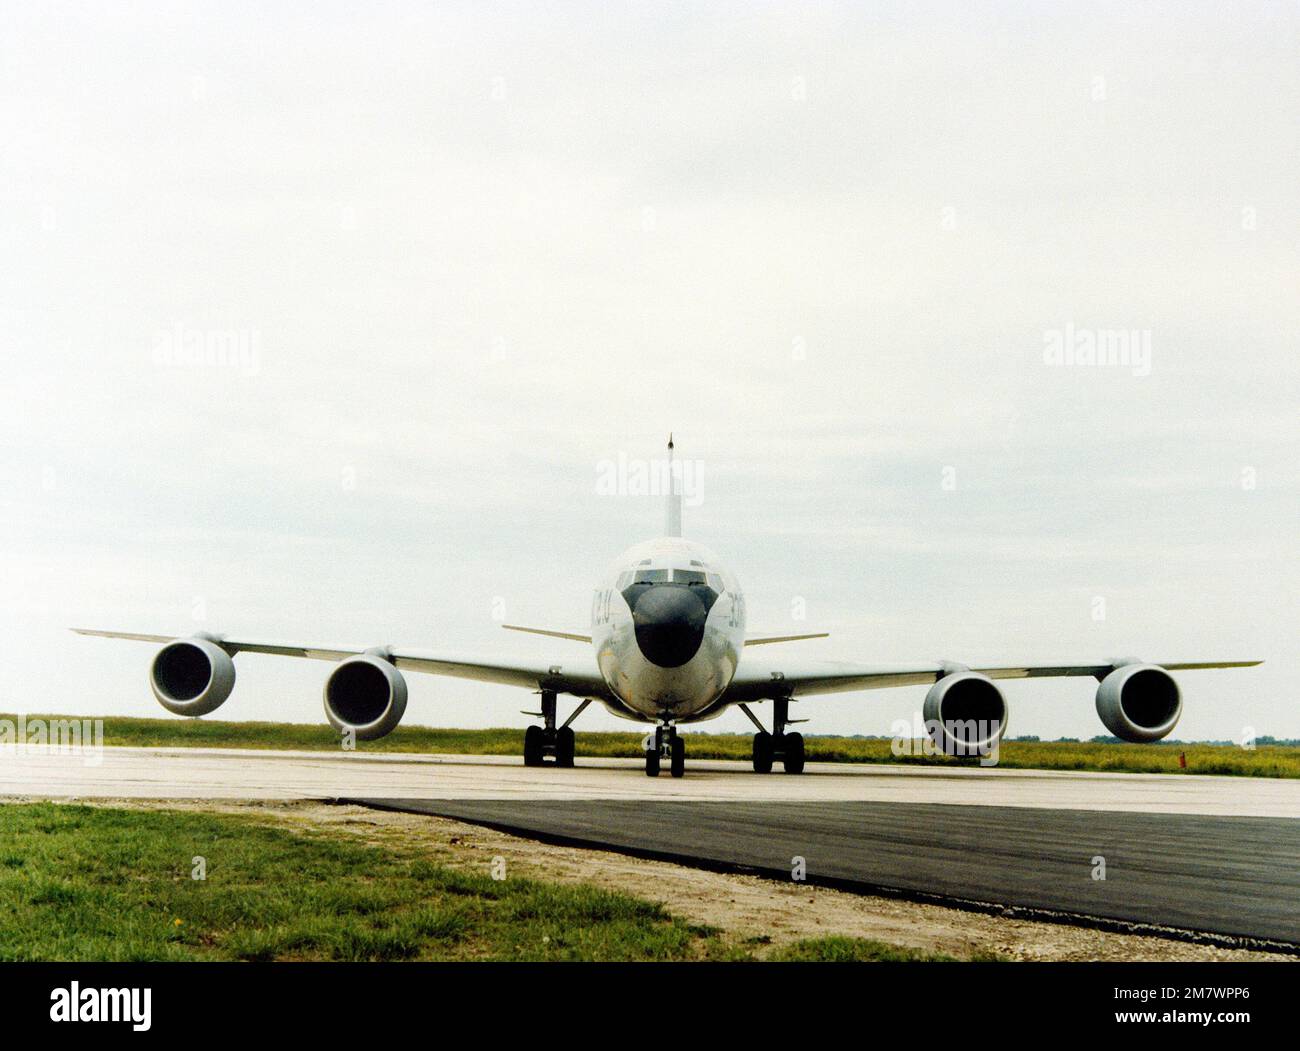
[591,537,745,724]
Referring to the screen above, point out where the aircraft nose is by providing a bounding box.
[630,585,708,668]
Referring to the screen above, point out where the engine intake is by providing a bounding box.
[923,671,1009,757]
[1096,662,1181,742]
[150,636,236,716]
[323,653,408,740]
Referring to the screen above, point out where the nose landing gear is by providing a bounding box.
[522,690,585,767]
[644,723,686,778]
[740,698,807,774]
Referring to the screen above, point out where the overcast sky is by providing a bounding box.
[1,2,1295,742]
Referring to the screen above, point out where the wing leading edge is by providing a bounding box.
[71,629,1260,712]
[722,655,1263,703]
[70,628,615,703]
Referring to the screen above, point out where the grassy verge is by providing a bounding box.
[769,936,962,962]
[6,713,1296,777]
[0,802,948,962]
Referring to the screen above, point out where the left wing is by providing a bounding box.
[723,654,1263,702]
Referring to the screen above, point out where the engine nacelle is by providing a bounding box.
[323,652,408,740]
[150,635,236,716]
[923,670,1009,757]
[1096,662,1181,742]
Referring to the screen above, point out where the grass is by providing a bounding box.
[768,937,1006,962]
[0,802,961,962]
[0,802,716,961]
[6,713,1297,778]
[768,936,960,962]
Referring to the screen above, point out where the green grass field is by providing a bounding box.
[0,803,950,962]
[7,713,1297,778]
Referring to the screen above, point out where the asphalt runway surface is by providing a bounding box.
[353,797,1300,947]
[5,745,1298,946]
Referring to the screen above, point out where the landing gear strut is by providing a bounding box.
[743,697,806,774]
[522,690,581,767]
[645,723,685,778]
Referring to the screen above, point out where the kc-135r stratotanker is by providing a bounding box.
[75,439,1261,778]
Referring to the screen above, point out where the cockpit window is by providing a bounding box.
[626,567,723,588]
[633,568,671,584]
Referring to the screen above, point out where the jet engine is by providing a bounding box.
[150,635,236,716]
[323,651,408,740]
[923,669,1009,757]
[1095,661,1181,742]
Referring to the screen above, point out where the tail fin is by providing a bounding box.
[664,433,682,537]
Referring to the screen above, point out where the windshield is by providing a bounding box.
[625,567,722,588]
[632,568,671,584]
[672,569,708,585]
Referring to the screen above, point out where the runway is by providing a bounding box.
[4,745,1300,817]
[354,797,1300,947]
[4,745,1298,947]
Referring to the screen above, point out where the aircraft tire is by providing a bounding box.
[523,725,544,767]
[555,726,575,767]
[782,731,805,774]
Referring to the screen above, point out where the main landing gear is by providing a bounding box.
[742,697,806,774]
[522,690,586,768]
[645,723,686,778]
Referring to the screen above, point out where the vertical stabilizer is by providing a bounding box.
[664,433,682,537]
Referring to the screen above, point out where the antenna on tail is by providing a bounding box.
[665,433,682,538]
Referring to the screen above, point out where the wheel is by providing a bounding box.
[669,735,685,778]
[523,725,544,767]
[752,731,773,773]
[782,731,805,774]
[645,748,661,777]
[554,726,575,767]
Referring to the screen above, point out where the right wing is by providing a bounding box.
[71,628,616,702]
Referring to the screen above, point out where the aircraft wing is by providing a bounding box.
[722,655,1263,703]
[71,628,617,702]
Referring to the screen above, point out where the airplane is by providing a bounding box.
[74,437,1262,778]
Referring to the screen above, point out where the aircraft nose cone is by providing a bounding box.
[631,586,708,668]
